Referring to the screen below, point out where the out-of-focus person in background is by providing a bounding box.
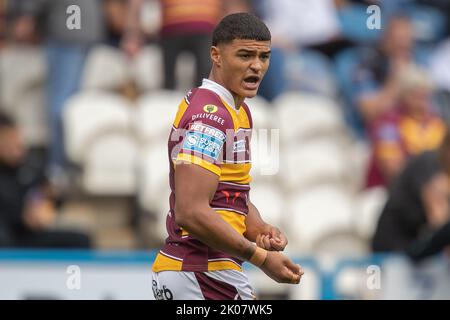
[0,112,91,248]
[353,14,420,126]
[124,0,254,90]
[261,0,344,56]
[134,0,224,90]
[366,64,445,188]
[158,0,224,89]
[7,0,106,192]
[372,126,450,253]
[257,0,344,101]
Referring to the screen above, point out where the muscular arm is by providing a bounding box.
[174,162,301,283]
[243,201,267,242]
[174,162,256,261]
[244,201,287,251]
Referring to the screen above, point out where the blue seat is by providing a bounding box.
[338,3,383,44]
[405,4,447,43]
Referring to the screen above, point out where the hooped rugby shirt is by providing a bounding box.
[152,79,253,273]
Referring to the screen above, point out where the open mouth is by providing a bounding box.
[243,75,261,90]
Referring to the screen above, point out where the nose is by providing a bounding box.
[249,58,263,73]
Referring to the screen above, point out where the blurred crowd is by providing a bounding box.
[0,0,450,261]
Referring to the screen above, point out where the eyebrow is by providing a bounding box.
[236,49,271,54]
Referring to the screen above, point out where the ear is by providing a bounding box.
[211,46,221,67]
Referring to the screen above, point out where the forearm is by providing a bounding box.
[176,205,257,262]
[358,82,400,122]
[244,201,268,242]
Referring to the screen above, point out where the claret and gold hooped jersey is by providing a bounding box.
[152,79,253,273]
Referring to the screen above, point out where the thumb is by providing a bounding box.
[269,228,282,241]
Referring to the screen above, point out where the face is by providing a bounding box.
[211,39,271,101]
[384,19,413,56]
[103,0,128,34]
[0,127,26,167]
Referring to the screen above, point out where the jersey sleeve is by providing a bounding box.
[175,91,234,176]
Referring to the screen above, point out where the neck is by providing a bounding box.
[208,70,244,108]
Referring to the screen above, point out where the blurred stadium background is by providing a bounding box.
[1,0,450,299]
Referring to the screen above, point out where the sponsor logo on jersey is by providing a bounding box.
[191,113,225,125]
[189,123,226,141]
[186,133,199,146]
[183,125,226,161]
[203,104,218,113]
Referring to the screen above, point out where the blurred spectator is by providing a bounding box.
[103,0,146,57]
[102,0,254,91]
[262,0,342,52]
[258,0,344,101]
[0,113,91,248]
[353,15,419,125]
[366,64,445,188]
[103,0,132,48]
[158,0,222,89]
[372,127,450,253]
[127,0,228,89]
[8,0,106,191]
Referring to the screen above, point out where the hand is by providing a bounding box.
[260,251,304,284]
[23,199,56,231]
[256,225,288,251]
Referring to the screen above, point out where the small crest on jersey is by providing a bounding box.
[203,104,218,113]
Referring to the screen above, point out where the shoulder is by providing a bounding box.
[180,88,235,131]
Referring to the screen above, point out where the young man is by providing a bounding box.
[151,13,303,300]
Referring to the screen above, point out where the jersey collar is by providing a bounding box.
[200,78,242,112]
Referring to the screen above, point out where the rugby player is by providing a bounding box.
[151,12,303,300]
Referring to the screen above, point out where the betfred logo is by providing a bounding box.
[189,123,226,141]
